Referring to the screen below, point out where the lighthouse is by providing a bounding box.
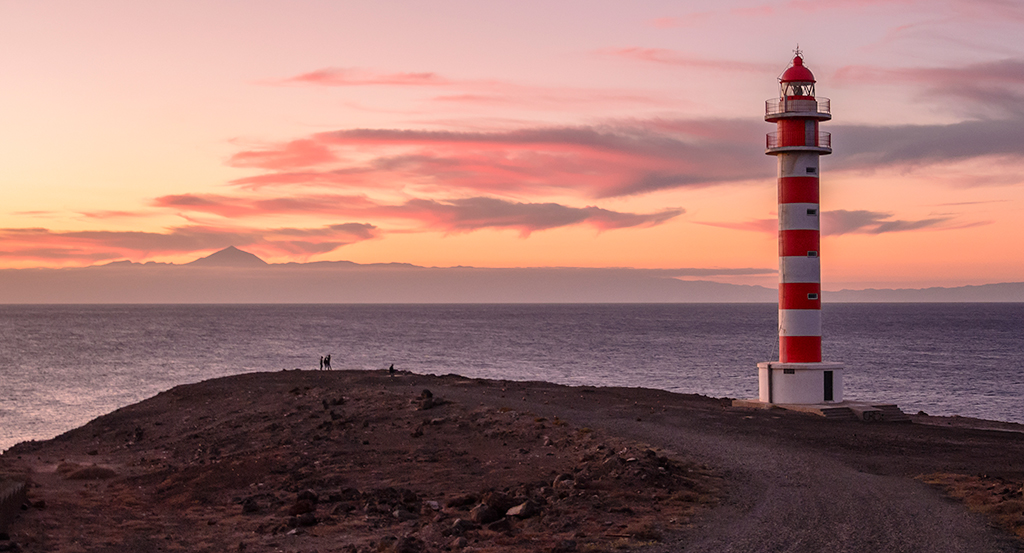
[757,50,844,404]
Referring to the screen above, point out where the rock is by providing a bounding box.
[469,503,500,524]
[333,502,357,515]
[297,489,319,504]
[446,518,479,536]
[552,474,575,489]
[446,494,478,508]
[393,536,425,553]
[506,500,539,518]
[392,508,418,521]
[449,536,468,549]
[288,499,315,516]
[424,500,441,511]
[481,491,516,513]
[486,517,512,533]
[241,497,261,514]
[297,512,318,527]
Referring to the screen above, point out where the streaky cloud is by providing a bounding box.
[281,68,449,87]
[227,122,768,198]
[0,223,379,267]
[154,193,683,236]
[823,210,952,235]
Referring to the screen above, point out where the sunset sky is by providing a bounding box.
[2,0,1023,290]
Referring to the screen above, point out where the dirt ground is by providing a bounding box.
[1,369,1022,552]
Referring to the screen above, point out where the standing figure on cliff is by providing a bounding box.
[319,356,324,370]
[325,354,332,370]
[389,364,395,377]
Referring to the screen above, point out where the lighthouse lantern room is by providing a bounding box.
[758,50,844,405]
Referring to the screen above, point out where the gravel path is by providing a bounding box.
[436,378,1020,553]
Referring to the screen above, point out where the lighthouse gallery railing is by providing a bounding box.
[765,98,830,118]
[766,131,831,150]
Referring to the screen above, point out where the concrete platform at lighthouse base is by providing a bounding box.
[732,399,911,422]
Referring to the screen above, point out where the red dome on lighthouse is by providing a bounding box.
[780,55,815,83]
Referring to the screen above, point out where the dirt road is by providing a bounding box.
[435,376,1023,552]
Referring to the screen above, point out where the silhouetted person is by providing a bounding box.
[325,354,332,370]
[319,356,324,370]
[389,364,395,377]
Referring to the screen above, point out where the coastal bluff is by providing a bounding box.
[1,370,1023,552]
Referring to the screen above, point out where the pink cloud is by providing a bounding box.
[229,138,339,170]
[834,58,1024,115]
[226,123,767,198]
[599,48,769,73]
[0,223,379,266]
[823,210,953,235]
[154,193,376,218]
[696,219,776,233]
[281,68,449,87]
[390,197,682,237]
[153,193,683,237]
[696,210,958,236]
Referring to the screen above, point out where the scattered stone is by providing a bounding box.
[446,518,479,536]
[392,536,425,553]
[241,497,261,514]
[481,491,516,513]
[297,489,319,504]
[288,499,315,516]
[507,500,539,518]
[297,512,318,527]
[446,494,478,508]
[486,517,512,532]
[449,536,468,549]
[392,508,418,521]
[469,503,500,524]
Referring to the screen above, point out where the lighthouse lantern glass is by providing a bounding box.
[783,81,814,98]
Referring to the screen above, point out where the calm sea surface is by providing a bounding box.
[1,303,1022,451]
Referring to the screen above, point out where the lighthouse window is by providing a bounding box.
[783,369,795,374]
[807,208,818,215]
[807,293,819,300]
[806,167,816,173]
[807,251,818,257]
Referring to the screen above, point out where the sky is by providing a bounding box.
[2,0,1023,290]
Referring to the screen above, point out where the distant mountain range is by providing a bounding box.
[0,247,1020,303]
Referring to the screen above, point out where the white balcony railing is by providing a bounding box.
[766,131,831,150]
[765,97,830,118]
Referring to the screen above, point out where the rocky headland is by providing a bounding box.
[1,370,1022,552]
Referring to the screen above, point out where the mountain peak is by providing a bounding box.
[186,246,268,267]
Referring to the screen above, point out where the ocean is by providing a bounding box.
[1,303,1022,451]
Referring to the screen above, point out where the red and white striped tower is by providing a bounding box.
[757,50,844,404]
